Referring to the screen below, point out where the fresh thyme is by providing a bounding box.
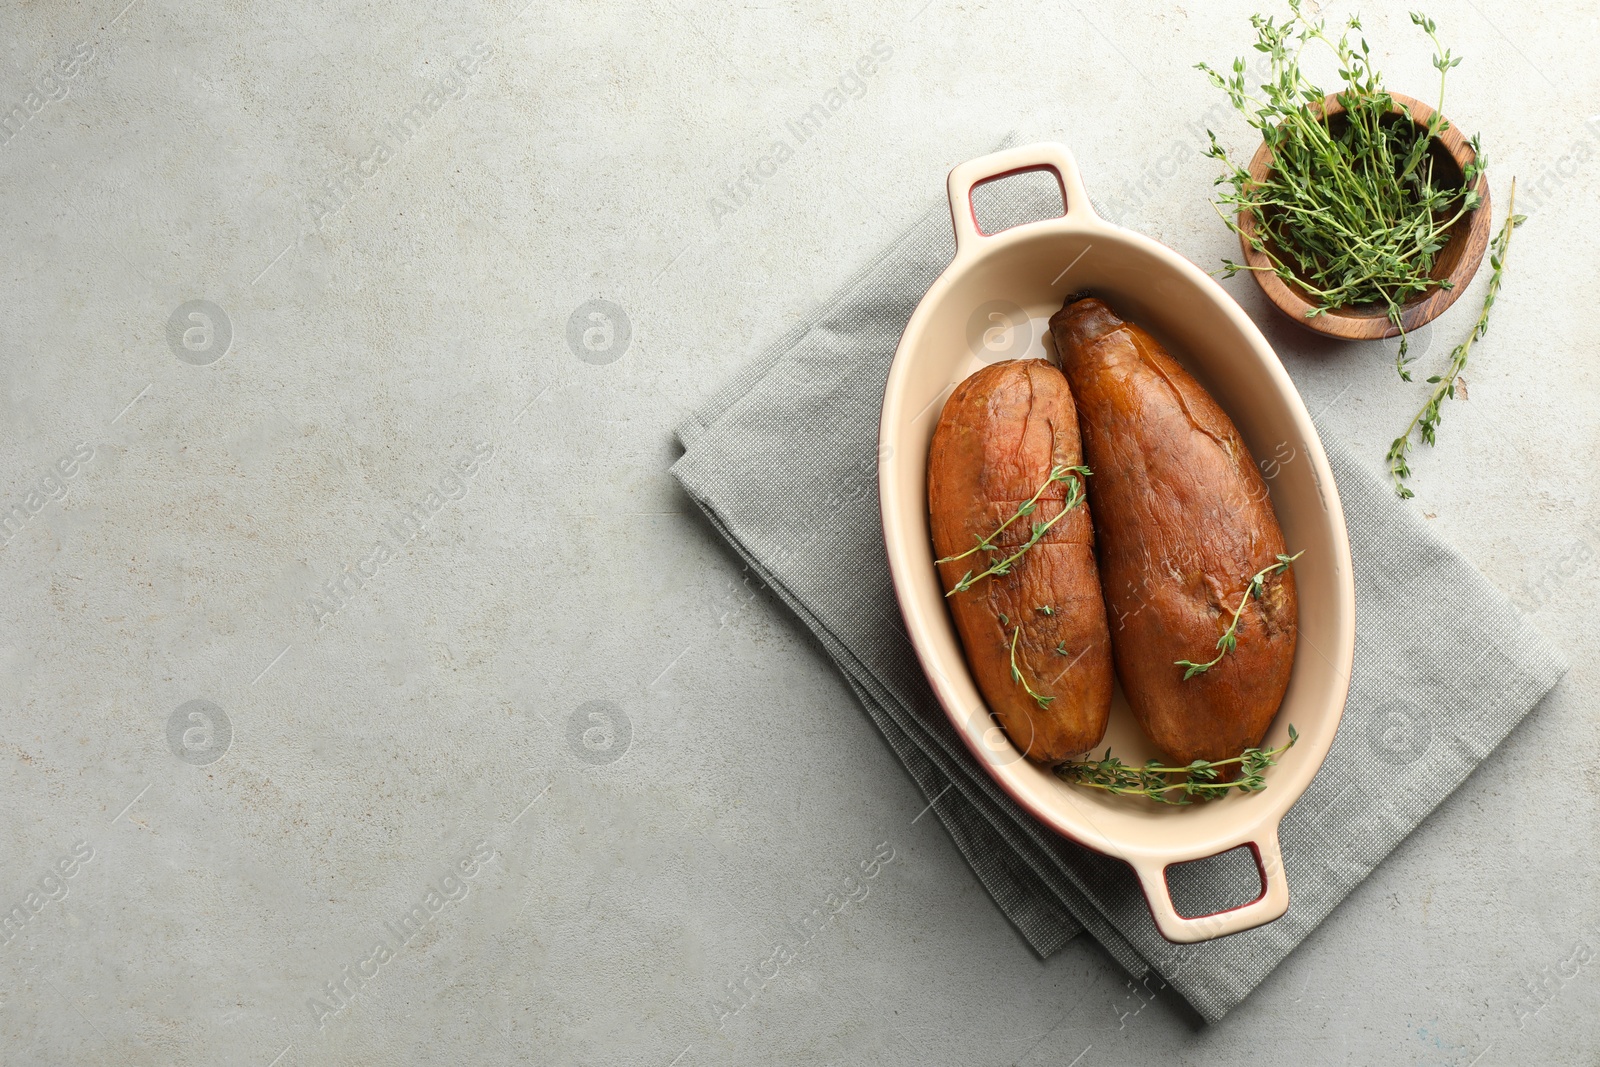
[940,466,1090,597]
[1198,4,1483,377]
[1386,181,1524,498]
[1175,551,1303,680]
[1036,605,1054,616]
[1009,626,1054,710]
[1055,725,1299,804]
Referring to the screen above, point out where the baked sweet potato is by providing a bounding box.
[927,359,1114,763]
[1048,296,1297,766]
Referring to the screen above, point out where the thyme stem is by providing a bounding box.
[942,466,1090,597]
[1385,181,1524,498]
[1175,551,1303,680]
[1009,626,1055,710]
[936,464,1085,566]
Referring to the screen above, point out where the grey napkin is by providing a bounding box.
[669,177,1567,1021]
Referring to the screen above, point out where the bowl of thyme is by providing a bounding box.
[1200,5,1491,374]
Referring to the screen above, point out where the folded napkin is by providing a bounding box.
[669,170,1567,1021]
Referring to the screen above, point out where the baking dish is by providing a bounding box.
[878,142,1356,942]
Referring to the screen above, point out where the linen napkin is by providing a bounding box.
[669,171,1567,1021]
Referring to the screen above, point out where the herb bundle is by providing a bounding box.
[1198,4,1483,378]
[1175,551,1303,680]
[1055,726,1299,804]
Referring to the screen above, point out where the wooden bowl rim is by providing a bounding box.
[1237,90,1492,341]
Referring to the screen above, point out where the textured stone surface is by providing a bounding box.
[0,0,1595,1063]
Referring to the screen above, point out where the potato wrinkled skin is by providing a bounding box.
[927,359,1114,764]
[1048,297,1297,766]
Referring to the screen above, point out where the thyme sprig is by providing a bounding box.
[1009,626,1054,709]
[1055,725,1299,804]
[1198,4,1483,378]
[1386,181,1524,498]
[940,465,1091,597]
[1175,551,1303,680]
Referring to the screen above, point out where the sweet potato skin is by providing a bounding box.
[927,359,1114,764]
[1048,297,1297,765]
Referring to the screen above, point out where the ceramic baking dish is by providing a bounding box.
[878,142,1356,942]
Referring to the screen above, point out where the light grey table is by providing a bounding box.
[1,1,1595,1063]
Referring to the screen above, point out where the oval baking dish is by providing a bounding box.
[878,142,1356,943]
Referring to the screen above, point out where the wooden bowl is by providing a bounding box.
[1238,91,1491,341]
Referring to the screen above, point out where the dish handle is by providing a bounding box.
[945,141,1099,257]
[1128,828,1290,944]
